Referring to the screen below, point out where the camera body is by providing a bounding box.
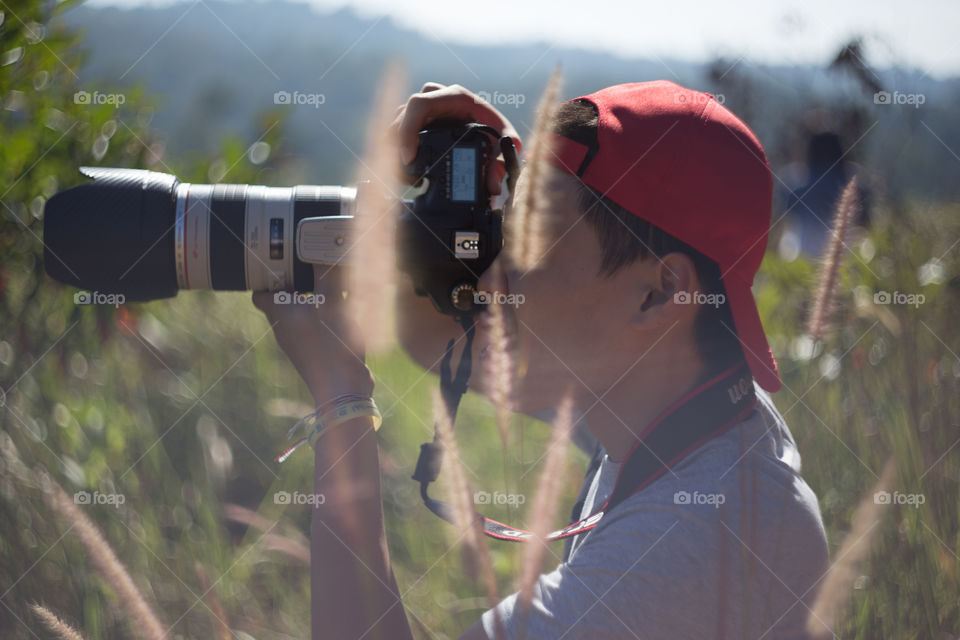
[396,123,504,314]
[43,123,515,317]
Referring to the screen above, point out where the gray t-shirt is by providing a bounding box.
[481,383,830,639]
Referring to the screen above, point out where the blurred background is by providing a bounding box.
[1,0,958,638]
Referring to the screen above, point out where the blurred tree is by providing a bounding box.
[1,1,290,637]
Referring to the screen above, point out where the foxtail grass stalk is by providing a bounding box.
[30,604,87,640]
[807,176,860,341]
[431,389,504,639]
[39,473,168,640]
[483,264,516,449]
[507,66,562,273]
[347,62,406,353]
[806,457,896,638]
[517,394,574,613]
[194,562,232,640]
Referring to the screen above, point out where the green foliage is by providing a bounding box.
[1,1,292,637]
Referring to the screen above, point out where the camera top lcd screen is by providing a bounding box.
[450,147,477,202]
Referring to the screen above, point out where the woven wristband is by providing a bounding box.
[275,397,381,463]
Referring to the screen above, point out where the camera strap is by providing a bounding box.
[412,326,758,542]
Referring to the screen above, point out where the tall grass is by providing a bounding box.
[807,176,861,341]
[38,472,168,640]
[30,604,87,640]
[346,63,406,354]
[431,388,504,638]
[506,66,562,273]
[482,265,516,450]
[517,394,574,613]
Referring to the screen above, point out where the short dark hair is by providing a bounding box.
[552,99,746,373]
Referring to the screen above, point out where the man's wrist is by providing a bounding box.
[310,369,375,407]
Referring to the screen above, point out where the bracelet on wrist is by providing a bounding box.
[274,394,382,463]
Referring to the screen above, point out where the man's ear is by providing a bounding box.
[631,252,699,328]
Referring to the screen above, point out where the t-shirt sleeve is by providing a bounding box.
[480,509,686,640]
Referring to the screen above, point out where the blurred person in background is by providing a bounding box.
[781,126,871,257]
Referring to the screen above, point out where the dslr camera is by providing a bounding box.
[43,123,518,316]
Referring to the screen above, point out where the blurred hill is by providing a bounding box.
[64,0,960,199]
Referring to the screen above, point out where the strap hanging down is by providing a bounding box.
[412,319,759,542]
[411,314,477,513]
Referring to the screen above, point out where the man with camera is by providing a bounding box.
[251,81,830,639]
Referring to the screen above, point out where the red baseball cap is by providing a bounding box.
[547,80,781,392]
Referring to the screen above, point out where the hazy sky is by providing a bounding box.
[85,0,959,78]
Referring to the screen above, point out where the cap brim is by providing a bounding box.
[722,274,782,392]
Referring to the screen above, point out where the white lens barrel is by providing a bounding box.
[175,183,214,290]
[173,183,356,291]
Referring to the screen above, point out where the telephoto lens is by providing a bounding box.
[43,167,355,300]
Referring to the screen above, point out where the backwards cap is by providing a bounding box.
[547,80,781,391]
